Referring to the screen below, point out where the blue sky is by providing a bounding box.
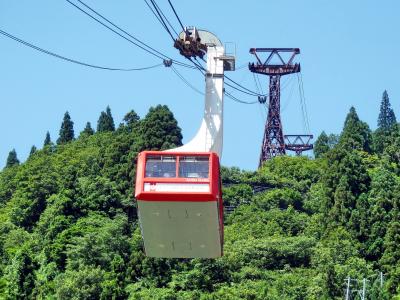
[1,0,400,170]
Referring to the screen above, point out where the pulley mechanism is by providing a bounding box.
[174,26,207,59]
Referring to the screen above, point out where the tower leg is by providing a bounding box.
[259,75,285,167]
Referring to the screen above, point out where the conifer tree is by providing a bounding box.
[374,91,398,153]
[5,149,19,168]
[339,106,372,152]
[378,90,397,131]
[81,122,94,136]
[314,131,330,158]
[331,176,355,224]
[364,167,398,261]
[29,145,37,156]
[119,110,140,133]
[138,105,182,150]
[97,106,115,132]
[57,111,75,144]
[43,131,52,146]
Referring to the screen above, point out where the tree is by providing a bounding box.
[29,145,37,157]
[43,131,52,147]
[55,266,105,299]
[339,106,372,152]
[374,91,398,153]
[380,221,400,294]
[138,105,182,150]
[331,176,355,225]
[322,147,370,228]
[378,90,397,131]
[327,134,339,148]
[314,131,330,158]
[119,110,140,133]
[5,149,19,168]
[57,111,74,145]
[97,106,115,132]
[81,122,94,136]
[363,166,399,261]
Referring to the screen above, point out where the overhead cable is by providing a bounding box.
[224,74,266,97]
[142,0,269,98]
[143,0,268,99]
[296,72,311,133]
[198,57,266,97]
[147,0,176,42]
[171,65,204,95]
[299,72,311,133]
[167,0,186,33]
[143,0,179,37]
[66,0,194,69]
[224,81,263,97]
[224,91,258,105]
[0,29,162,71]
[252,73,262,95]
[151,0,179,37]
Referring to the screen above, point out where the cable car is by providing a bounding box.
[135,151,223,258]
[135,29,234,258]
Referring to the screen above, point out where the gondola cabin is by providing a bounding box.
[135,151,223,258]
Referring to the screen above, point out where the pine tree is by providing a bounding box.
[378,90,397,131]
[314,131,330,158]
[138,105,182,151]
[81,122,94,136]
[331,176,355,225]
[339,106,372,152]
[364,166,398,261]
[57,111,75,144]
[43,131,52,147]
[5,149,19,168]
[29,145,37,156]
[322,148,370,230]
[97,106,115,132]
[119,110,140,133]
[374,91,398,153]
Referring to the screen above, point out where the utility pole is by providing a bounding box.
[345,276,351,300]
[248,48,313,167]
[361,278,367,300]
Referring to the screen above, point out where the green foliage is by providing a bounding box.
[138,104,182,151]
[97,106,115,132]
[5,149,19,169]
[80,121,95,137]
[223,184,252,207]
[1,104,400,298]
[378,90,397,131]
[314,131,330,158]
[29,145,37,157]
[340,106,372,152]
[119,110,140,133]
[55,265,105,299]
[43,131,52,147]
[57,111,74,145]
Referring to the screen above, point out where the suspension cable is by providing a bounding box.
[152,0,180,37]
[224,91,258,105]
[171,65,204,95]
[167,0,186,33]
[299,72,311,133]
[66,0,194,69]
[296,73,311,133]
[143,0,268,101]
[0,29,162,71]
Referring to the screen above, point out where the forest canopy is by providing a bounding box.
[1,92,400,299]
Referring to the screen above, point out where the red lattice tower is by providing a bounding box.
[249,48,312,167]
